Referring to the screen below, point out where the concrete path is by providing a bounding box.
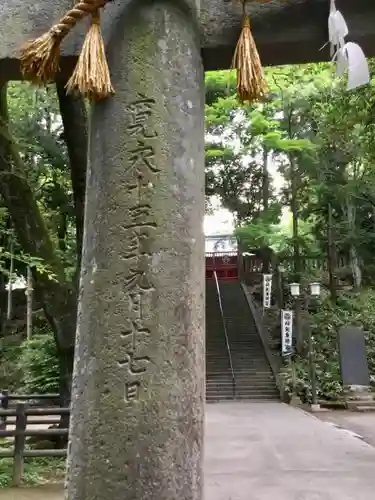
[205,402,375,500]
[3,402,375,499]
[316,409,375,447]
[0,484,62,500]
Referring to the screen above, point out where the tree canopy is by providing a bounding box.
[2,60,375,406]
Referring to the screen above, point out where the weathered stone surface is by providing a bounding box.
[65,1,205,499]
[1,0,375,78]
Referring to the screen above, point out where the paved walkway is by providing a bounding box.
[316,409,375,447]
[2,402,375,499]
[205,402,375,500]
[0,485,62,500]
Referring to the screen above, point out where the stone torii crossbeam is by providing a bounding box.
[1,0,375,76]
[1,1,375,500]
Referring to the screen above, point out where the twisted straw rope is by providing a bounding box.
[50,0,112,41]
[20,0,114,83]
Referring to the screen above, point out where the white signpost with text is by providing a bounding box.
[262,273,273,310]
[281,309,293,356]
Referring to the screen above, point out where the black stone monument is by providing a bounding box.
[338,326,369,387]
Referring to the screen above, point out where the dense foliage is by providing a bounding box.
[205,62,375,401]
[0,316,59,394]
[0,81,84,404]
[1,62,375,403]
[280,290,375,402]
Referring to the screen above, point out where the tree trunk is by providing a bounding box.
[327,203,338,302]
[56,80,87,280]
[6,238,13,320]
[289,154,303,353]
[0,83,77,421]
[289,155,301,277]
[349,245,362,289]
[26,266,33,341]
[262,147,269,212]
[57,344,75,432]
[0,273,5,334]
[345,197,362,289]
[261,148,271,273]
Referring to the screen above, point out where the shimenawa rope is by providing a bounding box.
[20,0,114,100]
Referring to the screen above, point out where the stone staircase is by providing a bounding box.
[206,280,279,402]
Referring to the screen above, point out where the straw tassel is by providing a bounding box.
[19,0,113,95]
[66,9,114,100]
[232,12,267,103]
[20,27,64,84]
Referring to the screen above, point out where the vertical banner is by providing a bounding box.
[263,273,273,309]
[281,310,293,356]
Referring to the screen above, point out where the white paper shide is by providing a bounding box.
[329,0,370,91]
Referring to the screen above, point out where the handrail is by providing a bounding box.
[213,270,236,399]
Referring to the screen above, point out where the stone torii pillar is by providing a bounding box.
[65,1,205,500]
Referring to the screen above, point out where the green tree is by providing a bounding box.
[0,81,87,418]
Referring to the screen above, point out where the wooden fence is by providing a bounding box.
[0,391,60,421]
[0,392,69,486]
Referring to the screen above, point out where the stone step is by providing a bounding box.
[208,369,272,372]
[206,344,265,348]
[207,380,276,386]
[207,376,274,380]
[206,359,268,364]
[206,345,263,349]
[206,378,275,385]
[207,389,279,396]
[207,346,265,349]
[207,372,274,377]
[347,400,375,411]
[206,390,279,396]
[207,386,279,393]
[207,373,274,379]
[350,406,375,412]
[208,372,274,376]
[206,337,261,341]
[206,281,278,401]
[207,368,272,372]
[231,385,278,391]
[207,381,275,386]
[209,349,266,354]
[207,360,269,364]
[206,341,262,345]
[206,348,265,353]
[206,394,279,402]
[207,378,274,383]
[207,370,273,376]
[207,363,271,367]
[207,378,276,386]
[206,351,265,355]
[208,371,273,375]
[207,358,267,362]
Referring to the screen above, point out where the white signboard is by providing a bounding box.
[263,274,273,309]
[281,310,293,356]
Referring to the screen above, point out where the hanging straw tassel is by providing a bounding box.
[20,26,64,84]
[66,9,114,100]
[19,0,111,86]
[232,13,267,104]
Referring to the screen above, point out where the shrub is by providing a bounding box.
[18,334,60,394]
[280,289,375,402]
[0,341,22,391]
